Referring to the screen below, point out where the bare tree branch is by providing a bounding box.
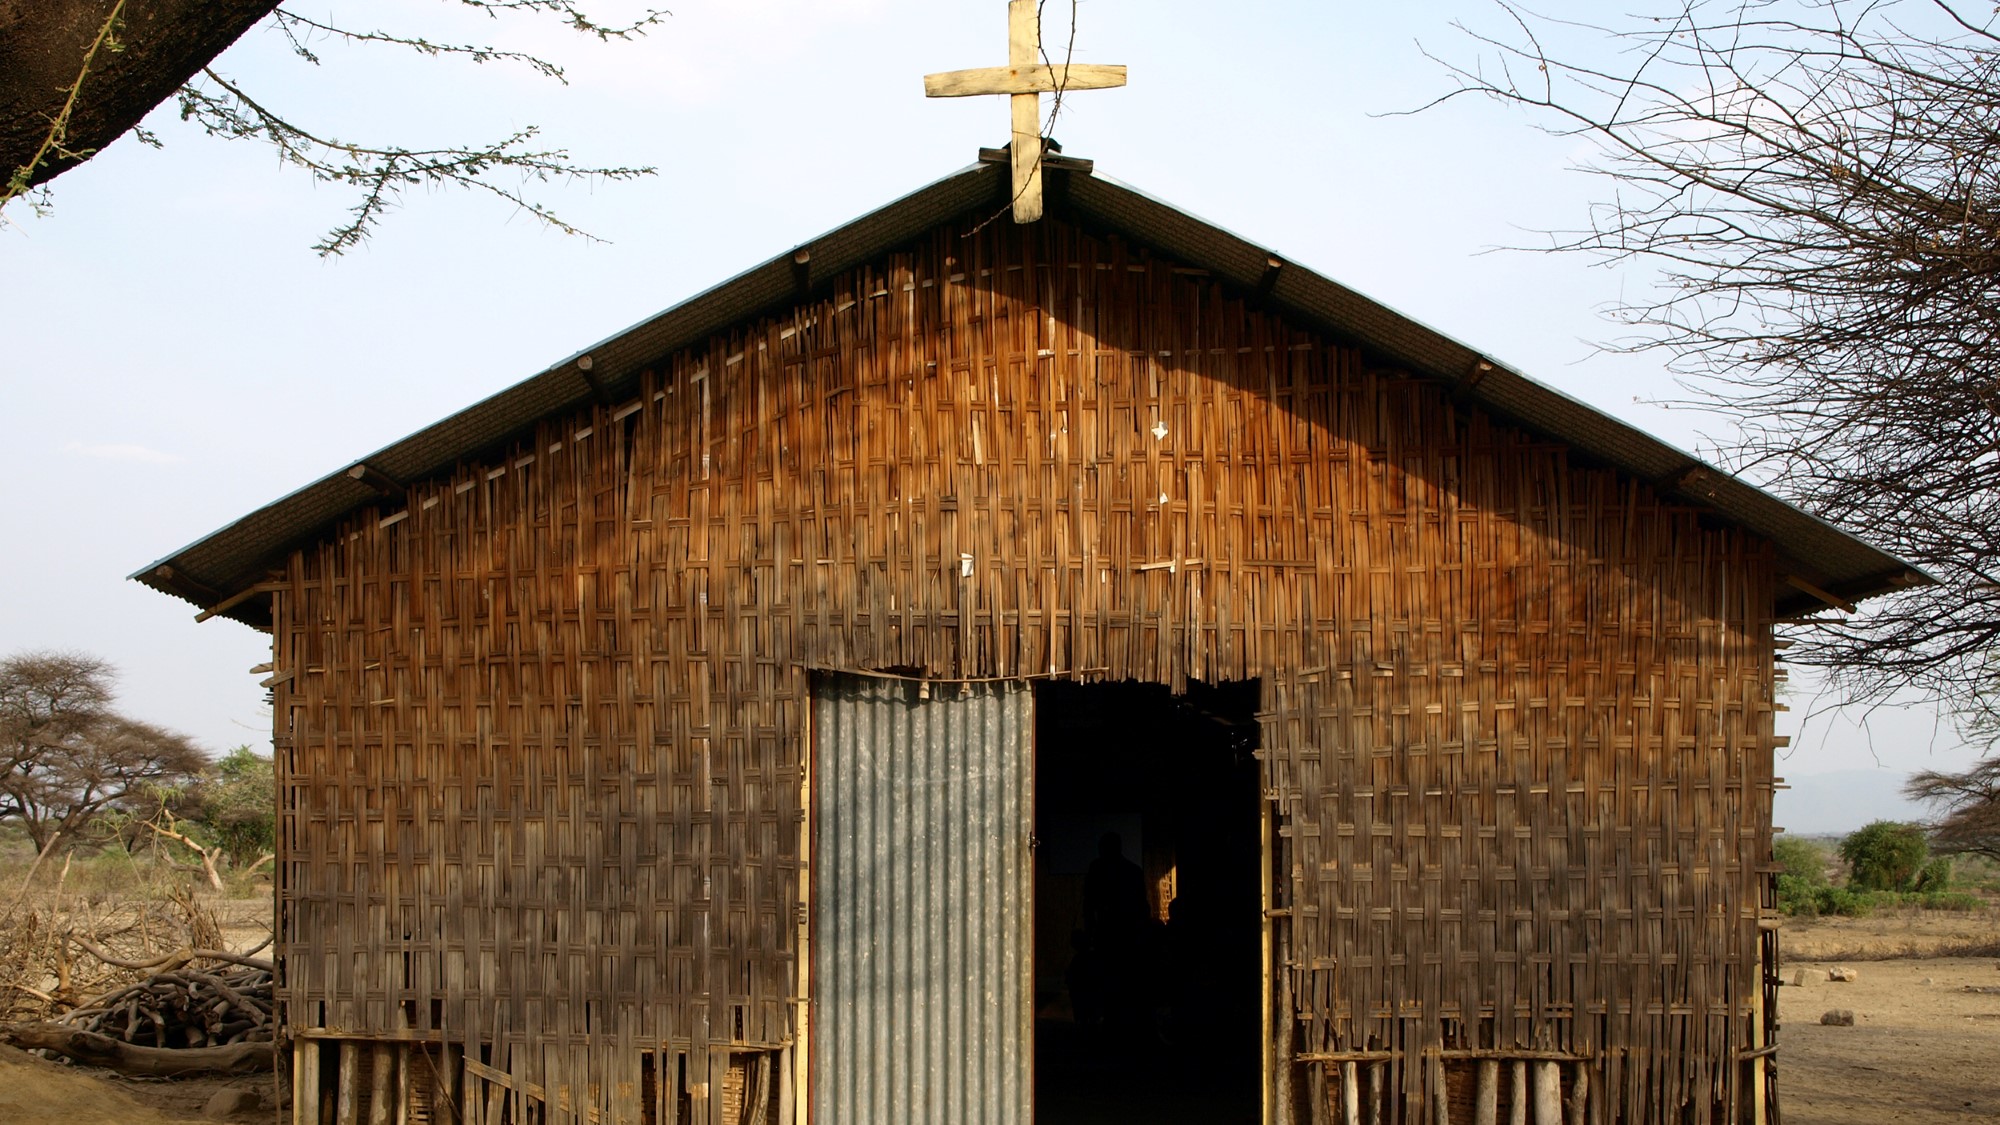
[1434,1,2000,711]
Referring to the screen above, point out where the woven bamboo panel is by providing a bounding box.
[268,212,1776,1124]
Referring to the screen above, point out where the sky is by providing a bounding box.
[0,0,1981,833]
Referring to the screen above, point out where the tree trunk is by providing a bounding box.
[0,0,282,190]
[0,1022,274,1075]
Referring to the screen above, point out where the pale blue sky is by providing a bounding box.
[1,1,1976,828]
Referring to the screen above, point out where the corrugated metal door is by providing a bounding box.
[811,675,1033,1125]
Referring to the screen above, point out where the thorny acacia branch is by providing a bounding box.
[179,66,650,256]
[1432,1,2000,713]
[190,0,666,253]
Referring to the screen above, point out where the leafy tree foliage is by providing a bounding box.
[1773,835,1829,915]
[193,744,275,867]
[1838,820,1930,892]
[0,649,207,851]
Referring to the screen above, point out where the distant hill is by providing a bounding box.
[1774,769,1931,837]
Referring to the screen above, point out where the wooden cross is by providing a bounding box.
[924,0,1127,223]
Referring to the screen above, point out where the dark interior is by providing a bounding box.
[1033,679,1263,1125]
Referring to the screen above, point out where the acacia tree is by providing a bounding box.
[0,650,207,851]
[1906,758,2000,860]
[1433,0,2000,705]
[1,0,662,252]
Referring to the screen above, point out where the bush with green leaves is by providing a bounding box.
[1772,836,1831,916]
[1838,821,1929,892]
[1913,856,1954,893]
[195,745,274,867]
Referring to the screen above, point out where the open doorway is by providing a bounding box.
[1033,679,1263,1125]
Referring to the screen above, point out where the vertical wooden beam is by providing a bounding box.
[1261,796,1276,1125]
[1342,1061,1360,1125]
[1533,1061,1561,1125]
[367,1042,394,1125]
[1006,0,1043,223]
[297,1040,323,1125]
[336,1041,362,1125]
[1275,927,1294,1125]
[1368,1063,1384,1125]
[1509,1061,1528,1125]
[1751,975,1769,1125]
[1565,1063,1587,1125]
[1475,1060,1499,1125]
[794,698,814,1125]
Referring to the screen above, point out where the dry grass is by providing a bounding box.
[1778,903,2000,963]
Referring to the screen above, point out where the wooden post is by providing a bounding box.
[1751,968,1769,1125]
[336,1041,362,1125]
[1475,1059,1499,1125]
[1509,1061,1528,1125]
[1533,1061,1562,1125]
[1005,0,1042,222]
[367,1042,394,1125]
[1343,1061,1361,1125]
[1565,1063,1587,1125]
[1368,1062,1384,1125]
[297,1040,323,1125]
[1261,798,1275,1125]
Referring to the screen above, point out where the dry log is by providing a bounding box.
[0,1022,274,1076]
[69,934,274,974]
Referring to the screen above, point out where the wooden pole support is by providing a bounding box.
[1343,1061,1361,1125]
[1565,1063,1587,1125]
[299,1040,324,1125]
[336,1041,362,1125]
[1475,1059,1499,1125]
[1509,1061,1528,1125]
[367,1042,394,1125]
[1533,1061,1561,1125]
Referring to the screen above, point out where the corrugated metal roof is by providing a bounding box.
[133,157,1924,624]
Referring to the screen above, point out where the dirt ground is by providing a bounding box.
[0,1043,273,1125]
[1774,910,2000,1125]
[0,908,1992,1124]
[1776,956,2000,1124]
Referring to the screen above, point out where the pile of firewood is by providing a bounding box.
[0,937,277,1077]
[61,957,273,1049]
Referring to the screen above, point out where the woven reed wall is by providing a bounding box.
[269,212,1777,1124]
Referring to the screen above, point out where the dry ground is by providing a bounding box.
[1775,956,2000,1125]
[1774,910,2000,1125]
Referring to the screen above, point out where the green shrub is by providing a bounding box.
[1813,885,1874,916]
[1839,821,1929,891]
[1776,873,1821,917]
[1914,856,1954,892]
[1774,836,1829,886]
[1899,889,1985,911]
